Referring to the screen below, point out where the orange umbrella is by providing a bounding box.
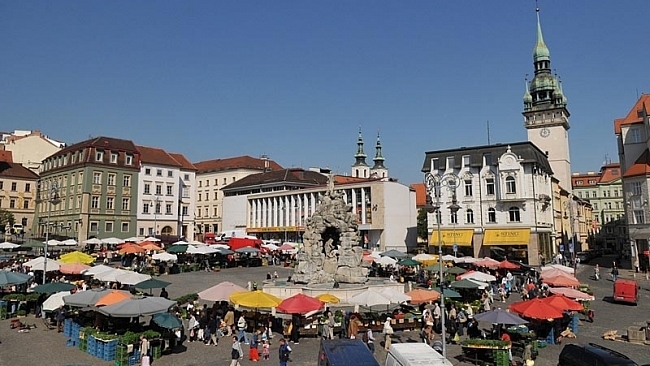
[542,275,580,287]
[95,290,132,306]
[406,289,440,304]
[509,298,564,319]
[541,295,583,311]
[120,244,146,254]
[498,260,520,270]
[60,263,91,275]
[140,243,163,251]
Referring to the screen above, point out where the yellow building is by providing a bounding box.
[0,156,40,238]
[553,178,593,257]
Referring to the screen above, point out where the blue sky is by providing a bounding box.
[2,1,649,184]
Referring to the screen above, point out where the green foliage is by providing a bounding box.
[461,339,510,348]
[17,310,27,316]
[417,208,429,242]
[25,293,40,301]
[141,330,161,339]
[0,209,15,229]
[174,293,198,304]
[119,331,140,345]
[3,294,26,301]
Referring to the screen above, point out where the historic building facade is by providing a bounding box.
[0,130,65,173]
[34,137,140,242]
[0,153,39,238]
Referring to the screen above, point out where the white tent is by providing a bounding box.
[102,237,125,245]
[44,239,62,246]
[187,245,218,255]
[541,264,574,274]
[375,256,397,266]
[143,236,161,242]
[467,279,489,289]
[152,252,178,262]
[0,241,20,250]
[261,243,279,251]
[123,237,142,243]
[83,238,103,245]
[82,264,114,276]
[379,288,411,303]
[441,255,457,261]
[454,256,479,264]
[459,271,497,283]
[23,256,61,272]
[412,253,436,262]
[61,239,78,246]
[172,240,189,245]
[94,268,130,282]
[42,291,70,312]
[209,244,230,250]
[115,271,151,285]
[350,290,392,307]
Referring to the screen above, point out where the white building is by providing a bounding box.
[0,130,65,173]
[422,142,555,265]
[136,146,196,239]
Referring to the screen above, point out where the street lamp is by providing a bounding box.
[36,180,61,284]
[152,195,161,237]
[424,171,460,358]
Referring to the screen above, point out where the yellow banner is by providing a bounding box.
[429,229,474,246]
[483,229,530,246]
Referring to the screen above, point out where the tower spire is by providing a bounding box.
[353,126,368,167]
[372,131,385,169]
[533,7,550,66]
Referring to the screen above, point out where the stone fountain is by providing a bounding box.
[293,177,369,285]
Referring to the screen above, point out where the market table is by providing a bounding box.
[460,343,511,366]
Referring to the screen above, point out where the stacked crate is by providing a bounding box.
[152,345,162,360]
[114,345,129,366]
[63,318,73,337]
[100,339,118,361]
[128,350,141,366]
[493,350,510,366]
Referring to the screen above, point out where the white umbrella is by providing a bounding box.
[42,291,70,312]
[350,290,392,307]
[102,237,125,245]
[61,239,78,246]
[94,268,130,282]
[368,250,383,259]
[0,241,20,249]
[23,256,61,272]
[210,244,231,250]
[454,256,479,264]
[152,252,178,262]
[379,288,411,303]
[123,237,142,243]
[115,271,151,286]
[143,236,161,242]
[441,254,457,261]
[83,238,103,245]
[460,271,497,283]
[186,245,218,255]
[172,240,189,245]
[466,279,489,289]
[412,253,436,262]
[82,264,114,276]
[375,256,397,266]
[541,265,574,274]
[261,243,279,251]
[44,239,62,246]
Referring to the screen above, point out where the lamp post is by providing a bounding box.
[153,195,161,237]
[37,180,60,284]
[424,171,460,358]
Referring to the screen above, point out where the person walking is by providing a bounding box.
[364,328,375,354]
[290,314,301,344]
[249,329,260,361]
[611,264,619,282]
[55,305,67,333]
[594,264,600,281]
[278,338,292,366]
[230,336,244,366]
[383,317,394,351]
[224,307,235,336]
[238,313,250,344]
[206,315,218,346]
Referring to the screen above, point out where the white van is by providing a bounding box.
[386,343,454,366]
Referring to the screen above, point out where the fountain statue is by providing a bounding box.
[293,175,369,285]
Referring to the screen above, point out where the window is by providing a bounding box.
[431,158,439,170]
[593,203,598,210]
[145,168,151,175]
[446,157,455,169]
[110,153,118,164]
[144,184,150,195]
[486,178,495,195]
[632,182,643,196]
[155,185,162,195]
[71,153,76,164]
[122,198,130,210]
[93,172,101,184]
[223,178,227,185]
[607,202,612,209]
[166,185,173,195]
[106,197,114,210]
[95,150,104,162]
[0,182,3,190]
[630,128,642,143]
[182,187,189,198]
[167,170,173,177]
[592,191,596,198]
[156,169,163,177]
[483,153,492,166]
[23,199,29,209]
[123,175,131,187]
[155,203,161,214]
[105,222,113,232]
[90,222,98,232]
[182,206,188,216]
[508,207,521,222]
[184,174,190,181]
[232,177,235,182]
[143,203,150,214]
[121,222,129,232]
[107,173,116,186]
[462,155,471,167]
[205,207,209,216]
[466,209,474,224]
[205,179,209,186]
[125,154,133,165]
[198,181,202,187]
[25,183,30,192]
[198,193,202,201]
[576,180,583,185]
[616,202,620,209]
[505,176,516,194]
[214,179,218,185]
[464,180,473,196]
[213,207,218,216]
[450,210,458,224]
[214,191,218,200]
[11,182,16,191]
[166,204,172,215]
[488,208,496,223]
[9,199,15,208]
[614,190,619,197]
[91,196,99,209]
[139,227,145,236]
[588,179,597,184]
[634,210,645,224]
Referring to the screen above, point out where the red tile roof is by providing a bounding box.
[136,145,182,167]
[55,136,138,157]
[0,150,13,163]
[333,176,373,184]
[614,94,650,134]
[194,156,283,174]
[411,183,427,207]
[169,153,197,171]
[0,161,39,180]
[600,163,622,183]
[623,149,650,178]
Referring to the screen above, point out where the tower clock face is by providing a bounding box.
[540,128,550,138]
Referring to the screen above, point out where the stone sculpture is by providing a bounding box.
[293,176,369,285]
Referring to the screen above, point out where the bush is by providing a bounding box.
[141,330,161,339]
[25,293,40,301]
[17,310,27,316]
[3,294,26,301]
[119,331,140,345]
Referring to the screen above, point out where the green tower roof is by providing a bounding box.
[533,8,550,62]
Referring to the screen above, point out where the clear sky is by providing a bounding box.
[2,1,649,185]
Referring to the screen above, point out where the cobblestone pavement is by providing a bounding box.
[2,257,650,366]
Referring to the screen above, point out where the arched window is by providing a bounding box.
[488,208,496,223]
[161,226,173,235]
[505,176,517,194]
[466,209,474,224]
[508,207,521,222]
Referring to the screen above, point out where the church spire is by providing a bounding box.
[372,132,385,169]
[353,126,368,167]
[533,7,550,65]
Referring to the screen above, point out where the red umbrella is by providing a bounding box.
[509,298,564,319]
[541,295,583,312]
[277,293,324,314]
[498,260,520,270]
[474,257,500,268]
[542,275,580,287]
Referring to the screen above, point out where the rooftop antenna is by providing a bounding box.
[487,121,491,145]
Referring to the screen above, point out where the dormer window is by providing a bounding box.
[110,153,118,164]
[125,154,133,166]
[95,150,104,162]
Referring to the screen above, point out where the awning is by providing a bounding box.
[483,229,530,246]
[429,229,474,246]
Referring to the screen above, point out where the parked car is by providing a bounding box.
[558,343,640,366]
[318,339,379,366]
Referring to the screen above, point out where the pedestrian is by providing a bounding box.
[290,314,301,344]
[249,329,260,361]
[55,305,66,333]
[188,313,199,342]
[159,287,168,299]
[364,327,375,353]
[612,265,619,282]
[262,339,270,360]
[206,315,218,346]
[238,312,250,344]
[273,271,279,280]
[321,310,333,339]
[225,307,235,336]
[230,336,244,366]
[278,338,292,366]
[594,264,600,281]
[383,317,394,351]
[348,314,361,339]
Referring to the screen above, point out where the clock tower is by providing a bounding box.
[523,8,572,190]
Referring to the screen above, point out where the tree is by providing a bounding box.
[0,209,15,231]
[417,208,429,242]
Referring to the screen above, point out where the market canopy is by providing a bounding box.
[61,239,78,246]
[542,275,580,288]
[397,258,420,267]
[0,241,20,250]
[541,264,574,274]
[166,245,188,254]
[424,263,448,273]
[93,268,130,282]
[473,257,500,268]
[115,271,151,286]
[443,288,463,298]
[449,279,483,289]
[23,256,61,272]
[187,245,219,255]
[446,266,467,275]
[152,252,178,262]
[32,282,76,294]
[44,239,62,246]
[441,255,457,261]
[42,291,70,312]
[229,290,282,308]
[120,244,146,255]
[459,270,497,283]
[139,242,163,251]
[406,289,440,304]
[96,290,132,306]
[540,268,576,280]
[0,271,32,286]
[152,312,182,329]
[315,294,340,304]
[198,281,246,302]
[59,251,95,265]
[379,288,411,303]
[83,238,103,245]
[102,237,125,245]
[63,288,114,307]
[19,239,45,249]
[135,278,171,290]
[548,287,595,301]
[412,253,437,263]
[143,236,161,242]
[498,260,521,270]
[379,249,409,259]
[453,256,479,264]
[349,290,392,307]
[98,296,176,317]
[541,295,583,311]
[474,308,528,325]
[509,298,564,319]
[277,293,324,314]
[235,247,260,254]
[123,237,142,243]
[60,263,91,275]
[375,256,397,266]
[81,264,114,276]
